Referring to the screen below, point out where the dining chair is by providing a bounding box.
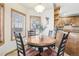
[48,30,53,36]
[28,30,36,37]
[54,27,58,39]
[49,28,58,49]
[40,32,70,56]
[14,32,39,56]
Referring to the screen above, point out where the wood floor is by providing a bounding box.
[5,47,69,56]
[0,42,4,46]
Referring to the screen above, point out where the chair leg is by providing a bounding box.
[53,43,55,49]
[50,43,55,49]
[18,51,20,56]
[38,47,43,56]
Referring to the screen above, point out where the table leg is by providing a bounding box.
[53,43,55,49]
[50,43,55,49]
[38,47,43,56]
[38,47,43,52]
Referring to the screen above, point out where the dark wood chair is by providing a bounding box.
[28,30,36,37]
[48,30,53,36]
[40,32,70,56]
[14,32,39,56]
[54,27,58,39]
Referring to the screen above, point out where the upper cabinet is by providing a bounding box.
[60,3,79,17]
[54,3,60,10]
[54,3,64,28]
[60,3,79,26]
[54,3,79,28]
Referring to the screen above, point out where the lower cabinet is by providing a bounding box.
[65,33,79,56]
[56,31,79,56]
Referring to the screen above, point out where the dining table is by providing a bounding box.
[27,36,56,54]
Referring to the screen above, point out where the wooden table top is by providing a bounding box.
[27,36,55,47]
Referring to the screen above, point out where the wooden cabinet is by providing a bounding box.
[61,16,79,26]
[54,3,60,27]
[54,3,79,56]
[56,30,79,56]
[61,17,72,25]
[71,17,79,26]
[54,3,64,28]
[54,4,79,28]
[65,33,79,56]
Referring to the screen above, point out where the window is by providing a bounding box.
[11,9,26,40]
[0,4,4,43]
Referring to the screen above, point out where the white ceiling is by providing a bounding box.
[20,3,53,10]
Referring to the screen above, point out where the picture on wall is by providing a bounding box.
[30,16,41,34]
[30,16,41,30]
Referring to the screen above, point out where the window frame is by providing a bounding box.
[11,9,26,40]
[0,3,4,43]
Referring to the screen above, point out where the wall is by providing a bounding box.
[0,5,4,42]
[4,3,28,43]
[60,3,79,17]
[26,6,54,36]
[4,3,54,43]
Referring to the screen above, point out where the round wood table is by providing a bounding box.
[27,36,56,54]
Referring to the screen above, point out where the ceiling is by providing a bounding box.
[20,3,53,10]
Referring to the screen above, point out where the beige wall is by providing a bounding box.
[26,6,54,36]
[4,3,54,43]
[4,3,29,43]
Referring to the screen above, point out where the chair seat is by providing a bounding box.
[40,47,57,56]
[25,47,39,56]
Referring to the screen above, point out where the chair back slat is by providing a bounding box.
[57,32,70,56]
[28,30,36,36]
[18,49,23,53]
[48,30,53,36]
[17,46,23,50]
[14,32,26,56]
[59,47,65,52]
[16,40,21,43]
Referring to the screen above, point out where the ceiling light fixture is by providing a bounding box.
[34,4,45,13]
